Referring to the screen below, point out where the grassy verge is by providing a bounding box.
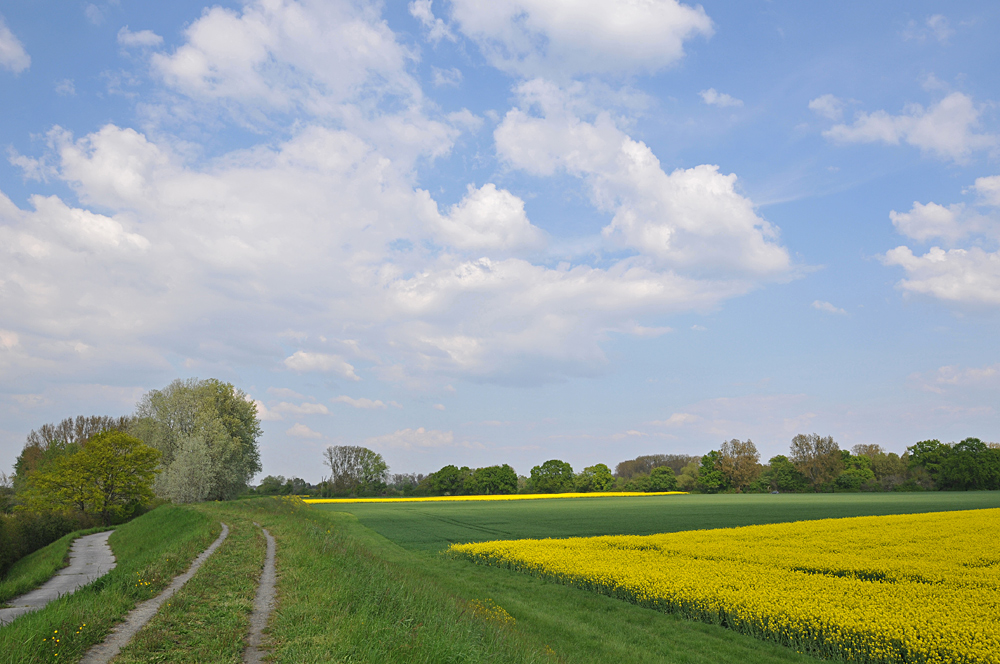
[113,509,264,664]
[0,527,110,605]
[0,504,218,664]
[195,497,553,664]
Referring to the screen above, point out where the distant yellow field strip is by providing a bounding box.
[451,508,1000,664]
[303,491,686,504]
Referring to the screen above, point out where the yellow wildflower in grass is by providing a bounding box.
[467,598,516,628]
[450,508,1000,664]
[303,491,686,504]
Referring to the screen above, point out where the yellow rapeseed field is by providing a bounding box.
[450,508,1000,663]
[303,491,686,504]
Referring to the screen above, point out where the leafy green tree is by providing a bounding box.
[696,451,731,493]
[21,432,160,525]
[648,466,678,491]
[789,434,843,491]
[614,454,697,480]
[940,438,1000,490]
[322,445,389,496]
[764,455,809,492]
[906,439,950,487]
[575,464,614,492]
[13,415,131,491]
[418,465,471,495]
[467,465,518,495]
[676,459,700,491]
[835,452,877,491]
[131,378,262,501]
[256,475,287,495]
[530,460,574,493]
[718,439,761,491]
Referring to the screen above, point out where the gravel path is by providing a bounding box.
[0,531,117,626]
[243,522,277,664]
[79,522,230,664]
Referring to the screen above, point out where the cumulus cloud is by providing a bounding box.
[286,423,323,438]
[365,427,480,450]
[448,0,712,78]
[700,88,742,108]
[971,175,1000,207]
[902,15,955,44]
[409,0,455,43]
[283,352,360,380]
[495,81,790,275]
[883,246,1000,306]
[431,66,462,87]
[117,26,164,48]
[331,395,387,409]
[808,94,844,121]
[0,15,30,73]
[431,183,545,252]
[823,92,997,163]
[812,300,846,315]
[273,401,330,415]
[252,399,283,421]
[889,201,994,244]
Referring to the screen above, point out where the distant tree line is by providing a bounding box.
[279,434,1000,499]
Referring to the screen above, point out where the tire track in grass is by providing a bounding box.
[78,523,229,664]
[243,522,277,664]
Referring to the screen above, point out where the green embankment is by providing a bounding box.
[0,527,109,605]
[319,491,1000,551]
[0,504,218,664]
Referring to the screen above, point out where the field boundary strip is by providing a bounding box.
[303,491,687,504]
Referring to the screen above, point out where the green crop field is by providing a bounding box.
[314,491,1000,552]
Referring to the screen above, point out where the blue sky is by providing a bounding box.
[1,0,998,482]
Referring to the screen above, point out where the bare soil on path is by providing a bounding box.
[243,523,276,664]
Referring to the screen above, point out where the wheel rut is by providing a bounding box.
[79,522,229,664]
[243,522,277,664]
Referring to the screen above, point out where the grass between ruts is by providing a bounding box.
[0,504,218,664]
[0,527,110,606]
[113,507,265,664]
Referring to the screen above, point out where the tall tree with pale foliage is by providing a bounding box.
[789,433,843,491]
[717,438,761,491]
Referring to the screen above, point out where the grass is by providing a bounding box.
[114,507,264,664]
[318,490,1000,552]
[0,527,110,606]
[0,504,218,664]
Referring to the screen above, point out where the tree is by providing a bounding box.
[676,459,700,491]
[257,475,288,495]
[157,434,214,503]
[835,452,876,492]
[762,455,809,493]
[575,464,614,492]
[717,439,761,491]
[21,432,160,525]
[940,438,1000,490]
[322,445,389,496]
[696,451,730,493]
[14,415,131,491]
[789,434,843,491]
[131,378,262,501]
[530,460,574,493]
[648,466,678,491]
[907,439,950,488]
[614,455,697,480]
[467,465,518,495]
[852,443,884,458]
[419,465,471,495]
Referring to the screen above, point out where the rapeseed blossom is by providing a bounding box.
[450,509,1000,663]
[303,491,686,504]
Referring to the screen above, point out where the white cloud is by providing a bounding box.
[252,399,283,421]
[808,94,844,121]
[117,26,164,48]
[274,401,330,415]
[0,330,19,350]
[883,246,1000,306]
[432,403,445,410]
[889,201,993,244]
[331,395,387,409]
[365,427,478,450]
[54,79,76,96]
[431,183,545,252]
[823,92,997,163]
[650,412,698,426]
[911,363,1000,394]
[267,387,306,400]
[903,15,955,44]
[812,300,846,315]
[283,352,360,380]
[0,16,30,73]
[448,0,712,78]
[495,81,790,276]
[432,66,462,88]
[286,423,323,438]
[409,0,455,43]
[85,4,104,25]
[699,88,742,108]
[971,175,1000,207]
